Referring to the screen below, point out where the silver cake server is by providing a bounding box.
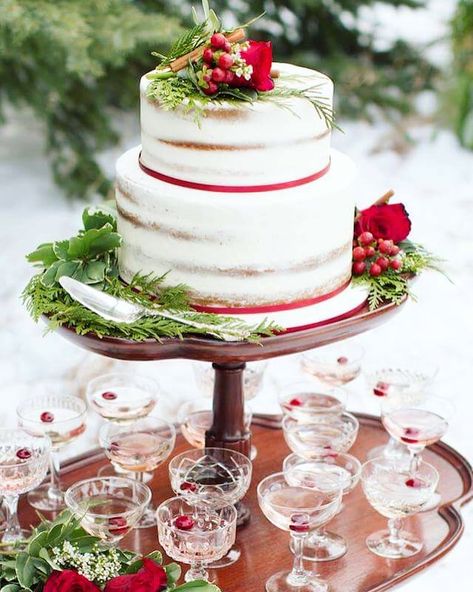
[59,276,252,342]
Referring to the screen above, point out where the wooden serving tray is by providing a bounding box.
[18,414,472,592]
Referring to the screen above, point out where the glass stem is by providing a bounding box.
[48,452,62,500]
[287,534,309,586]
[408,447,422,475]
[186,561,208,582]
[387,518,403,547]
[2,495,21,542]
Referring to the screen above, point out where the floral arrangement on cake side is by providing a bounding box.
[0,510,218,592]
[145,0,335,128]
[351,191,445,310]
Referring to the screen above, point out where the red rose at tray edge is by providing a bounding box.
[105,558,167,592]
[233,40,274,92]
[44,570,100,592]
[355,203,411,243]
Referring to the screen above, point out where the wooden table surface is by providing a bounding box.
[18,415,473,592]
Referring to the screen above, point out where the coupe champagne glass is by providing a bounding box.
[283,452,361,561]
[258,472,342,592]
[364,360,438,460]
[87,372,158,424]
[157,497,237,583]
[381,395,454,475]
[0,429,51,545]
[17,390,87,511]
[169,447,252,567]
[100,417,176,527]
[193,360,268,401]
[278,381,348,422]
[301,342,364,387]
[282,412,359,458]
[65,476,151,546]
[361,457,439,558]
[178,398,255,459]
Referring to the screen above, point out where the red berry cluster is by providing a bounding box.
[352,231,402,277]
[201,33,236,95]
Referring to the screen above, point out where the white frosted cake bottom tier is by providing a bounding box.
[115,146,356,308]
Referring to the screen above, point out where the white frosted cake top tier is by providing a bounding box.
[139,63,333,187]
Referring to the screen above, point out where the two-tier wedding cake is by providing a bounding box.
[115,18,356,314]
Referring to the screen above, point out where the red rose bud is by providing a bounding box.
[232,40,274,91]
[390,258,402,271]
[358,231,374,246]
[352,246,366,261]
[355,203,411,243]
[40,411,54,423]
[203,81,218,95]
[16,447,32,460]
[373,381,389,397]
[45,570,100,592]
[352,261,366,275]
[174,515,195,531]
[369,263,382,277]
[211,67,226,82]
[102,391,117,400]
[289,513,310,532]
[203,48,214,64]
[218,53,234,69]
[210,33,227,49]
[376,256,389,271]
[364,246,376,258]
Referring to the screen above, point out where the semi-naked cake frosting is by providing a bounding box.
[116,62,356,310]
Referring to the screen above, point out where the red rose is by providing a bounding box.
[233,40,274,91]
[104,559,167,592]
[355,203,411,243]
[44,570,100,592]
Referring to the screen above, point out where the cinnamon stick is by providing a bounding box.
[170,28,246,73]
[373,189,395,206]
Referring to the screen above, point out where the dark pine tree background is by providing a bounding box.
[0,0,463,200]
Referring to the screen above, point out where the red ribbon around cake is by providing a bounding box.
[138,154,331,193]
[192,279,351,314]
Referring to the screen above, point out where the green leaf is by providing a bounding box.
[145,550,163,564]
[52,240,70,261]
[27,531,48,556]
[175,581,220,592]
[67,226,120,260]
[82,207,117,232]
[84,260,106,283]
[38,548,61,571]
[55,261,81,281]
[1,584,22,592]
[41,260,62,287]
[26,243,58,267]
[15,552,36,589]
[164,562,181,585]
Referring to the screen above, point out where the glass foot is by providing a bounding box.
[209,545,241,568]
[27,484,65,512]
[420,491,441,512]
[291,531,347,562]
[265,570,327,592]
[366,529,422,558]
[250,445,258,461]
[135,506,157,529]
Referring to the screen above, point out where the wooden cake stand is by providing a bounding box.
[53,296,404,458]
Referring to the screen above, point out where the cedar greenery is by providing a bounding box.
[352,240,445,310]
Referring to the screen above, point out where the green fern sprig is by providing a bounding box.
[153,21,210,67]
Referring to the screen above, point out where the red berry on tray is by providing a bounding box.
[337,356,348,365]
[102,391,118,400]
[40,411,54,423]
[289,397,303,406]
[180,481,198,492]
[223,39,232,52]
[401,427,420,443]
[369,263,382,277]
[390,244,400,256]
[353,246,366,261]
[203,48,214,64]
[16,448,32,460]
[352,261,366,275]
[218,53,234,69]
[358,231,374,246]
[210,33,227,49]
[373,381,389,397]
[174,515,195,531]
[390,258,402,271]
[376,256,389,271]
[211,67,226,82]
[405,477,424,489]
[108,516,128,535]
[289,513,310,532]
[203,81,218,95]
[379,240,393,255]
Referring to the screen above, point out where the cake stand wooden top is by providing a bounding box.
[51,296,406,363]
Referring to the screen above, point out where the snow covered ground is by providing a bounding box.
[0,0,472,589]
